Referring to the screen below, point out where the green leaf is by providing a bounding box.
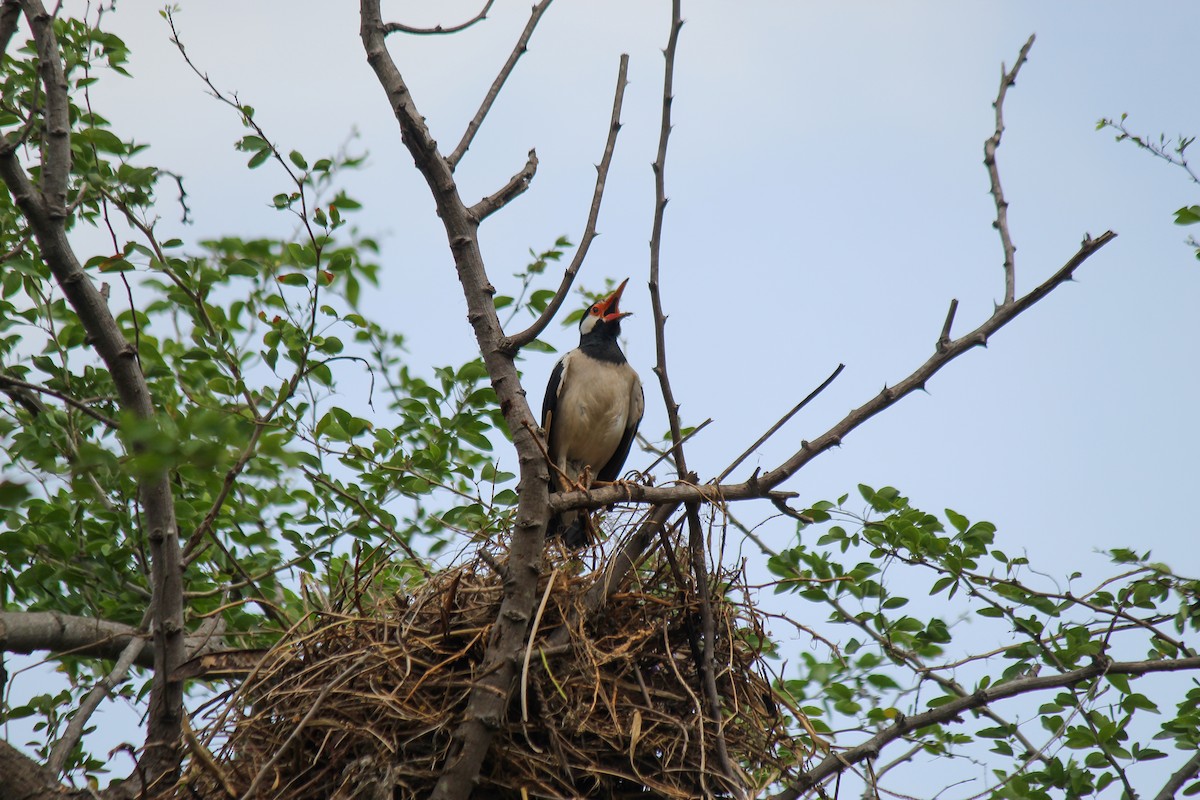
[0,480,31,505]
[1174,205,1200,226]
[276,273,309,286]
[248,148,271,169]
[289,150,308,170]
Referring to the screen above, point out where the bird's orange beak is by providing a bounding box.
[596,278,632,322]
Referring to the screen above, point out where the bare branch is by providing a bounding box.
[936,298,958,351]
[0,610,150,666]
[772,655,1200,800]
[639,415,711,475]
[468,148,537,221]
[716,363,844,484]
[551,231,1116,516]
[648,0,687,475]
[1154,750,1200,800]
[0,370,119,428]
[446,0,554,170]
[381,0,494,36]
[0,610,228,671]
[47,633,145,774]
[359,3,559,798]
[505,53,630,352]
[986,33,1035,306]
[685,506,744,797]
[637,6,739,793]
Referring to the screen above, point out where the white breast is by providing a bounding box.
[549,351,641,482]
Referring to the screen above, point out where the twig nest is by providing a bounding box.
[180,536,799,799]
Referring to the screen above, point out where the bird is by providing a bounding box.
[541,278,644,548]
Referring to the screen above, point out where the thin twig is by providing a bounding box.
[382,0,495,36]
[716,363,844,484]
[505,53,630,352]
[446,0,554,169]
[468,148,538,221]
[985,34,1035,306]
[0,371,119,428]
[46,611,149,774]
[936,298,958,351]
[303,470,431,577]
[639,416,711,475]
[551,229,1116,517]
[647,0,687,476]
[520,567,560,722]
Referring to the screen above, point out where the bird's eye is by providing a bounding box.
[590,305,599,315]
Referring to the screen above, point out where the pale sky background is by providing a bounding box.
[7,0,1200,794]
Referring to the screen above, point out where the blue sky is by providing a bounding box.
[89,0,1196,568]
[9,0,1200,792]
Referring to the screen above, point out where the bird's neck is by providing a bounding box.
[578,330,627,364]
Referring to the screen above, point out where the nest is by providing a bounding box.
[180,535,804,799]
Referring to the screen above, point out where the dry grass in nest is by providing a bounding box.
[179,531,805,799]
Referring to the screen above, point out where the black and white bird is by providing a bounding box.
[541,278,644,548]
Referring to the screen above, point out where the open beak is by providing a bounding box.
[595,278,632,322]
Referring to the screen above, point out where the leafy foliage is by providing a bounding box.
[0,7,1198,800]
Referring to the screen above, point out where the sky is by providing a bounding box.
[7,0,1200,794]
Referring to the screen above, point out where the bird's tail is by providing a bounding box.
[547,509,588,549]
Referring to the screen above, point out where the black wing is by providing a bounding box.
[541,357,565,433]
[597,381,643,483]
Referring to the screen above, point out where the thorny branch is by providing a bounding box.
[381,0,495,37]
[771,655,1200,800]
[549,232,1115,516]
[468,148,538,222]
[985,33,1034,305]
[446,0,554,170]
[505,53,630,352]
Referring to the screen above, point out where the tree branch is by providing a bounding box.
[381,0,495,36]
[0,370,119,428]
[0,610,227,671]
[467,147,537,221]
[772,655,1200,800]
[638,2,741,793]
[0,610,153,667]
[359,4,559,798]
[550,231,1116,515]
[46,634,145,774]
[504,53,629,352]
[986,33,1034,306]
[648,0,686,476]
[1154,750,1200,800]
[446,0,553,170]
[715,363,844,484]
[0,739,72,800]
[1,2,186,787]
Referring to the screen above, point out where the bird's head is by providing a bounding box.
[579,278,632,339]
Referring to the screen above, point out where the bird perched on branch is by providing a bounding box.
[541,278,644,548]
